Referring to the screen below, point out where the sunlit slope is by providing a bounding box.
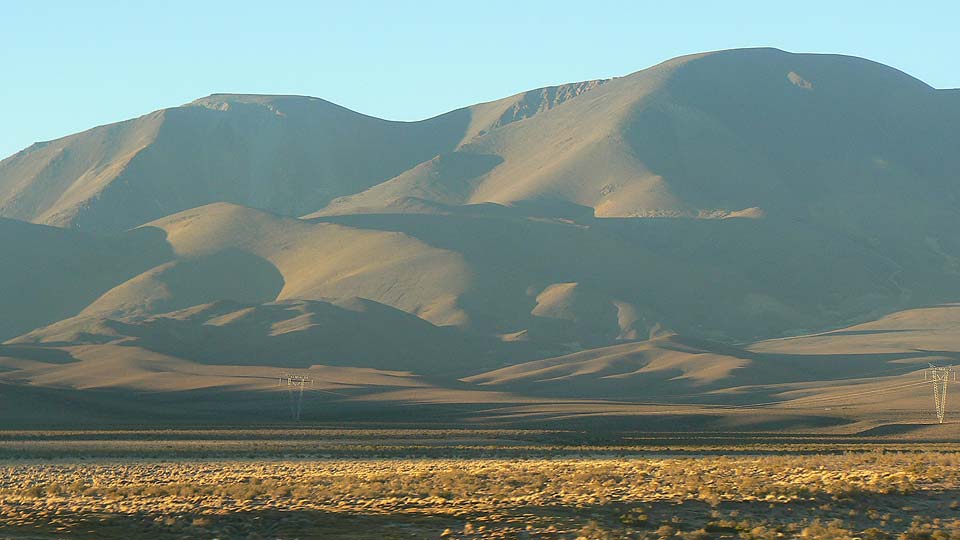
[465,335,756,395]
[314,48,960,341]
[465,330,935,408]
[0,202,478,343]
[323,48,960,225]
[308,207,960,343]
[129,203,668,341]
[154,203,477,325]
[22,197,936,348]
[3,47,959,357]
[749,304,960,356]
[22,195,958,351]
[305,209,685,341]
[0,83,605,233]
[3,303,950,418]
[468,305,960,408]
[0,95,470,232]
[6,65,960,348]
[0,342,431,393]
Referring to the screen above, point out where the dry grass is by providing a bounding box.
[1,451,960,539]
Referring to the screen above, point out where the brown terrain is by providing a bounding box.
[1,48,959,430]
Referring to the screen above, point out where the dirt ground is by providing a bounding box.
[1,429,959,539]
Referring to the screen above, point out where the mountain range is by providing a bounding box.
[1,47,958,429]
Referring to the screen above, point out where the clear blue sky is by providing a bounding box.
[2,0,957,159]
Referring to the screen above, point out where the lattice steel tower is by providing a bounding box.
[926,364,956,424]
[278,373,314,421]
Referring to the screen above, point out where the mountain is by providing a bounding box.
[1,47,958,427]
[2,47,958,343]
[306,48,960,341]
[317,48,960,223]
[0,84,603,233]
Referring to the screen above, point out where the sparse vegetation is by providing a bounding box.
[1,433,959,539]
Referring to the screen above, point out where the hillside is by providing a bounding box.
[307,48,960,341]
[0,84,604,233]
[0,218,171,340]
[318,49,959,223]
[8,297,519,375]
[0,48,959,426]
[1,305,952,426]
[464,305,960,420]
[3,49,959,345]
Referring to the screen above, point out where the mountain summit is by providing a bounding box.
[1,48,959,424]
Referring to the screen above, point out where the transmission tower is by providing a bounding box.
[278,372,314,421]
[925,364,957,424]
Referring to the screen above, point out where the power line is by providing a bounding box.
[785,380,930,407]
[718,378,928,410]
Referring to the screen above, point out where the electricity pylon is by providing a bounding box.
[925,364,957,424]
[278,373,314,421]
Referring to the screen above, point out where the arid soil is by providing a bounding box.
[1,433,959,539]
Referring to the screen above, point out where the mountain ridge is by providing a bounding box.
[1,48,959,426]
[0,78,608,232]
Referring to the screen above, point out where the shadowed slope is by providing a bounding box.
[10,298,515,374]
[1,48,959,405]
[321,48,959,224]
[466,306,960,409]
[0,95,470,232]
[0,218,172,340]
[77,249,285,319]
[3,303,959,424]
[307,208,960,342]
[142,203,475,328]
[0,82,606,233]
[465,331,936,410]
[0,204,477,343]
[310,49,960,342]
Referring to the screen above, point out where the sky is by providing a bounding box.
[1,0,957,158]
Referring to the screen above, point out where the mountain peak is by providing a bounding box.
[187,93,332,108]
